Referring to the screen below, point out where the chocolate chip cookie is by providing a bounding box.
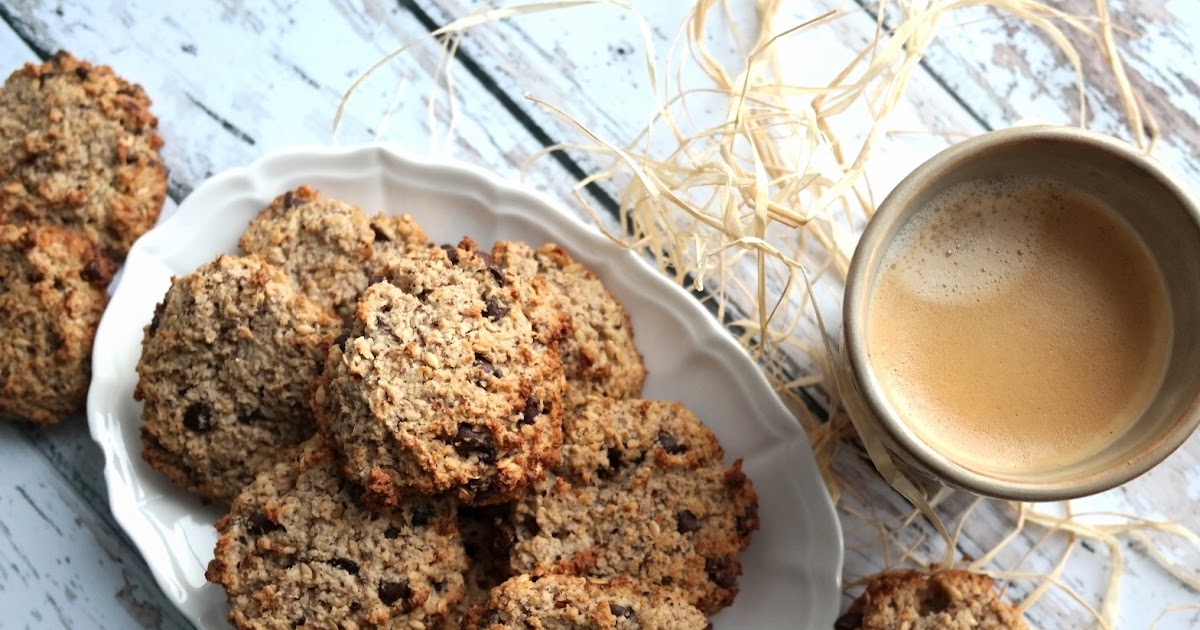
[466,574,710,630]
[0,224,115,424]
[207,437,468,629]
[315,238,568,506]
[135,254,339,505]
[510,398,758,615]
[835,569,1029,630]
[239,187,429,320]
[494,241,645,409]
[366,211,432,274]
[0,51,166,259]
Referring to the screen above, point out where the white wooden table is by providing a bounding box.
[1,1,1198,628]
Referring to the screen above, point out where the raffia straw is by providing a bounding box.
[1152,605,1200,629]
[340,0,1194,625]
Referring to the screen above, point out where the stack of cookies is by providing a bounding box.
[0,52,166,425]
[134,187,759,629]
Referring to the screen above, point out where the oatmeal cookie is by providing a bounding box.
[835,569,1029,630]
[494,241,645,409]
[466,574,709,630]
[366,211,431,274]
[207,437,468,629]
[240,188,366,319]
[315,238,568,506]
[510,398,758,615]
[135,254,338,505]
[0,224,115,424]
[0,51,166,259]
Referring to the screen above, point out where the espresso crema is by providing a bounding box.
[867,177,1171,474]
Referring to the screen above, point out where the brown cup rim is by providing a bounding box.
[843,124,1200,501]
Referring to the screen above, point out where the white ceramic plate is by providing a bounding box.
[88,145,842,629]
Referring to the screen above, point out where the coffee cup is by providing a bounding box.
[841,125,1200,501]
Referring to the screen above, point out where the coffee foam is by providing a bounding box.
[868,176,1171,475]
[885,178,1045,304]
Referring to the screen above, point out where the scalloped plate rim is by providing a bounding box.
[87,143,843,629]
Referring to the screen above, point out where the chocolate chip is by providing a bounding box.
[384,526,402,539]
[183,402,213,432]
[918,588,952,615]
[371,224,391,242]
[704,557,737,588]
[349,602,362,613]
[520,515,541,537]
[291,615,306,627]
[327,558,359,574]
[657,431,687,455]
[246,511,284,535]
[609,604,632,618]
[123,152,139,165]
[81,258,106,283]
[454,424,496,463]
[147,302,166,336]
[74,66,90,81]
[282,190,303,208]
[521,396,540,425]
[676,510,700,533]
[597,446,625,480]
[481,255,506,285]
[465,477,493,494]
[833,612,863,630]
[554,600,568,609]
[475,354,502,379]
[334,332,350,351]
[378,580,411,605]
[410,504,434,528]
[736,506,758,537]
[440,244,459,265]
[237,408,266,424]
[484,296,510,321]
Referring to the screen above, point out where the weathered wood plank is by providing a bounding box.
[0,0,608,216]
[0,0,1197,628]
[0,1,639,627]
[0,18,192,630]
[0,422,192,630]
[400,1,1200,626]
[885,0,1200,192]
[407,0,987,395]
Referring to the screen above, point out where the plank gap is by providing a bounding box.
[398,0,620,217]
[851,0,995,132]
[0,3,53,62]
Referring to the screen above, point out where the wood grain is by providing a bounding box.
[404,0,1200,626]
[0,0,1196,628]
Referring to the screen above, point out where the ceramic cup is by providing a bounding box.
[842,125,1200,501]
